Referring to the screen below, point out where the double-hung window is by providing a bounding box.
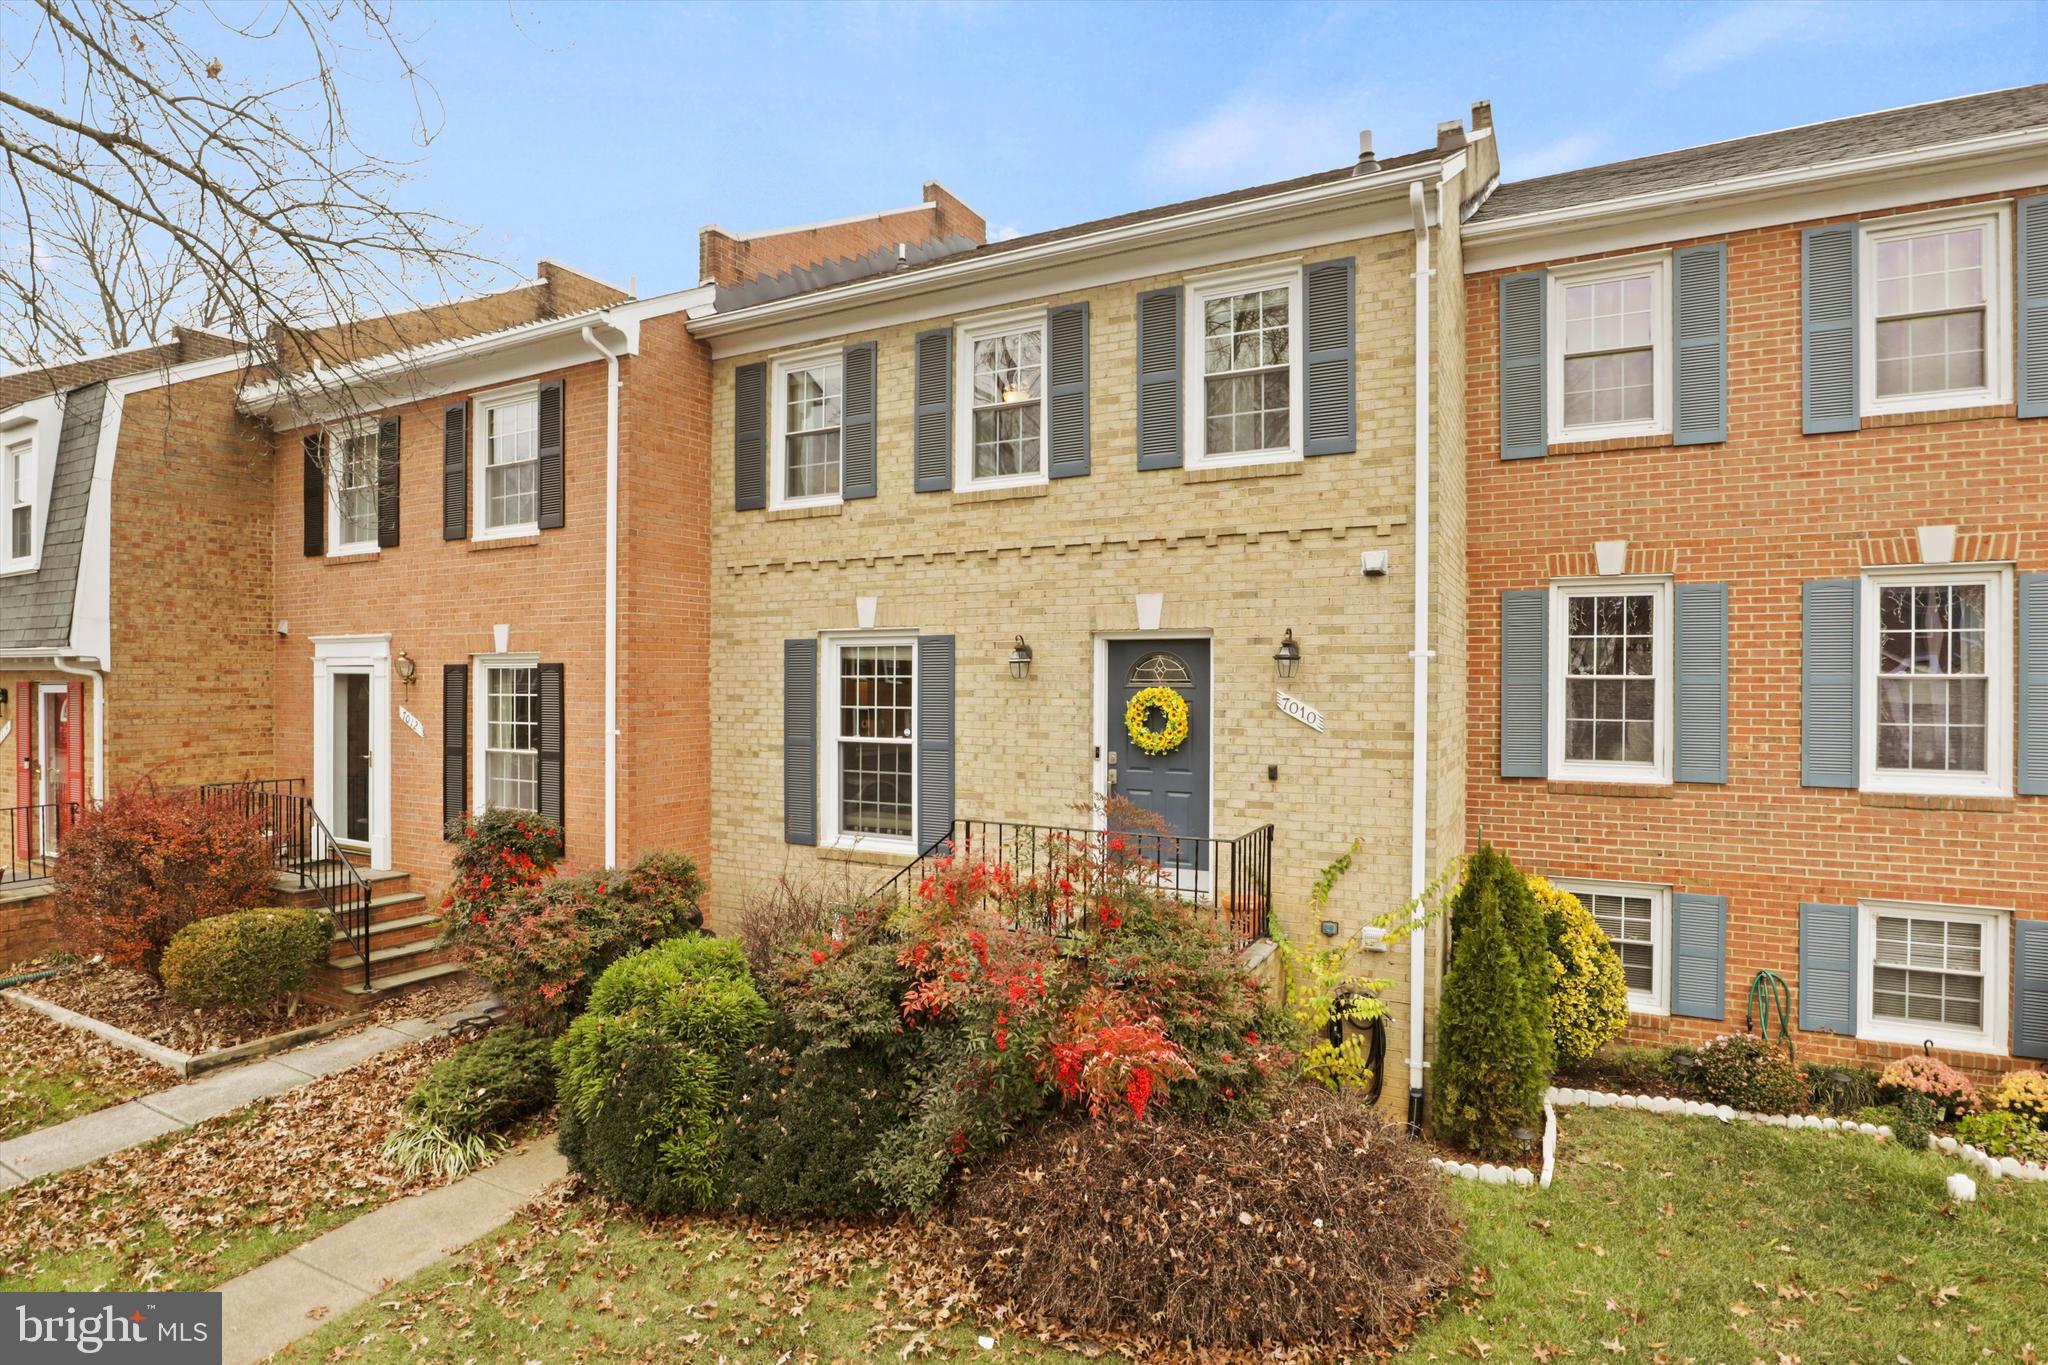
[1549,578,1671,783]
[828,638,914,848]
[480,661,540,813]
[956,315,1045,489]
[1859,566,2010,797]
[770,351,843,508]
[1857,901,2008,1053]
[473,387,540,536]
[1185,265,1302,467]
[1555,880,1669,1014]
[327,421,379,552]
[1862,207,2009,417]
[1548,256,1669,443]
[4,435,31,564]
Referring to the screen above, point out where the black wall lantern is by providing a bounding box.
[1273,628,1301,680]
[0,686,9,723]
[1008,635,1034,680]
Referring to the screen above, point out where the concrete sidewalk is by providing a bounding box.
[0,998,491,1190]
[219,1137,568,1364]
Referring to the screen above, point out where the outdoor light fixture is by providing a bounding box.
[0,687,9,722]
[1273,628,1301,679]
[1007,635,1034,680]
[395,650,417,685]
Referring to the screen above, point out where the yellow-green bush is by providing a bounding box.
[1989,1069,2048,1128]
[1532,877,1629,1068]
[160,906,330,1016]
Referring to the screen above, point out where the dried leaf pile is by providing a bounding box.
[21,963,350,1054]
[0,994,174,1140]
[0,1034,462,1290]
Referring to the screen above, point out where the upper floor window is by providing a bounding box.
[1860,565,2010,797]
[1861,207,2009,417]
[956,315,1044,489]
[327,421,379,553]
[1185,265,1302,467]
[475,386,539,536]
[1548,256,1669,443]
[5,435,31,564]
[771,351,842,508]
[1548,577,1671,784]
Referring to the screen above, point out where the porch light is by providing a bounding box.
[1273,628,1301,679]
[395,651,417,685]
[1007,635,1034,680]
[0,687,8,722]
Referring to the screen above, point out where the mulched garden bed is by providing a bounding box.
[0,994,175,1140]
[17,963,354,1054]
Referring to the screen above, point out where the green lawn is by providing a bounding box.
[283,1109,2048,1364]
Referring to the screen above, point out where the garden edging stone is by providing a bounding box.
[1,984,372,1076]
[1427,1099,1556,1189]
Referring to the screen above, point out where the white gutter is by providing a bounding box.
[49,656,106,801]
[579,323,623,868]
[1406,180,1435,1131]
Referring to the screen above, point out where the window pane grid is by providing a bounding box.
[1562,274,1654,427]
[1584,891,1656,994]
[1874,226,1985,399]
[1871,915,1984,1029]
[6,440,29,558]
[836,645,912,839]
[484,666,540,813]
[1564,592,1656,765]
[1876,583,1987,775]
[484,398,539,530]
[1201,287,1289,456]
[335,430,379,545]
[783,362,842,500]
[971,329,1043,480]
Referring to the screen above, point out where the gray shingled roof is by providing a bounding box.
[0,383,103,651]
[1476,84,2048,223]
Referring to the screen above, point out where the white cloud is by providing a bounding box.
[1142,89,1370,194]
[1516,131,1609,179]
[1657,0,1835,81]
[988,224,1022,243]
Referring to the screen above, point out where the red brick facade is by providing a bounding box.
[698,181,985,287]
[1466,183,2048,1079]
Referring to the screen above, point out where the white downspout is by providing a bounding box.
[50,657,107,802]
[1406,180,1435,1133]
[580,323,623,868]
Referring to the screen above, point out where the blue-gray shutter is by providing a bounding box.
[1500,590,1548,778]
[1801,224,1858,435]
[841,341,877,499]
[442,402,467,540]
[1800,579,1859,788]
[2015,918,2048,1060]
[1303,257,1355,456]
[2021,194,2048,420]
[913,329,952,493]
[1671,893,1727,1020]
[2024,573,2048,795]
[537,662,564,838]
[1674,583,1729,784]
[1135,287,1183,470]
[783,639,816,846]
[915,635,955,853]
[1673,244,1727,446]
[1046,303,1090,479]
[1499,271,1547,460]
[1798,902,1858,1036]
[734,362,766,511]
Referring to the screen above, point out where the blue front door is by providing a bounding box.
[1106,639,1210,872]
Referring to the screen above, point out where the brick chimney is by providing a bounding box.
[699,181,987,288]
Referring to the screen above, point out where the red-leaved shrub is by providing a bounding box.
[53,781,273,979]
[438,807,561,932]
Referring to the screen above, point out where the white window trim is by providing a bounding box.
[1553,878,1671,1016]
[1546,575,1674,785]
[1182,262,1305,470]
[1858,203,2012,420]
[1546,252,1672,445]
[820,631,917,857]
[471,381,542,541]
[1855,899,2009,1055]
[325,417,380,556]
[4,433,34,571]
[0,394,65,577]
[768,345,846,511]
[953,306,1049,492]
[471,651,542,816]
[1857,563,2012,798]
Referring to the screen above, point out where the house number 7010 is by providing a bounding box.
[1275,690,1326,733]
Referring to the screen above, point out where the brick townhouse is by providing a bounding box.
[1465,84,2048,1077]
[700,110,1499,1123]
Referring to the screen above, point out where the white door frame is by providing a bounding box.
[311,634,393,869]
[1090,631,1217,843]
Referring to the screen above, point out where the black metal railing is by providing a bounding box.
[863,819,1274,947]
[198,779,374,989]
[0,802,80,887]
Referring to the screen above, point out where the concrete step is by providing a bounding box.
[330,909,436,944]
[270,865,415,908]
[329,933,449,973]
[339,960,468,998]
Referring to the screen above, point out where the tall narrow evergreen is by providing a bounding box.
[1434,844,1554,1159]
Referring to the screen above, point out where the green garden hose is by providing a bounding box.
[1746,969,1794,1064]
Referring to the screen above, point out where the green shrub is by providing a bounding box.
[404,1026,555,1140]
[159,907,330,1015]
[1532,877,1628,1067]
[1803,1063,1882,1117]
[1432,845,1553,1160]
[1955,1110,2048,1163]
[1859,1092,1937,1150]
[721,1022,908,1216]
[1683,1034,1808,1114]
[553,938,770,1212]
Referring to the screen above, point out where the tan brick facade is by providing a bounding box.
[1465,183,2048,1079]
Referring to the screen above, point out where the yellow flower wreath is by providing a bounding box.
[1125,685,1191,756]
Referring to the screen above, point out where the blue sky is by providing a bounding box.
[368,0,2046,297]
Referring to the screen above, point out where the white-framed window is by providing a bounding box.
[1554,879,1670,1015]
[327,419,379,553]
[473,655,540,814]
[1859,564,2011,798]
[954,312,1045,490]
[1548,577,1672,784]
[4,434,32,566]
[824,636,915,851]
[1861,205,2011,418]
[472,385,540,537]
[1183,264,1303,468]
[1857,901,2009,1054]
[1548,255,1670,444]
[769,349,843,509]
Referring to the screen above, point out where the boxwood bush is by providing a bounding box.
[159,906,330,1015]
[405,1025,556,1139]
